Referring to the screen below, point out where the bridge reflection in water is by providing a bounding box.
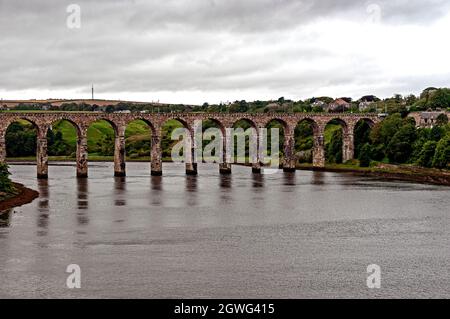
[0,112,379,178]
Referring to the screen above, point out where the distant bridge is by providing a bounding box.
[0,112,381,178]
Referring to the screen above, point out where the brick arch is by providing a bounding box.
[354,117,376,128]
[296,117,320,135]
[85,117,119,136]
[124,117,157,136]
[263,117,289,133]
[3,116,42,136]
[48,117,83,138]
[324,117,350,134]
[162,117,191,130]
[231,117,258,129]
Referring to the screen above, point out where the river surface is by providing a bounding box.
[0,162,449,298]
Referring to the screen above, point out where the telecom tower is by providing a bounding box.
[91,84,94,100]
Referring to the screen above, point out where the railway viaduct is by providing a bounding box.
[0,112,381,178]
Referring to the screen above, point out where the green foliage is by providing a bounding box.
[436,113,449,126]
[0,163,13,193]
[432,134,450,168]
[5,122,37,157]
[325,125,343,164]
[359,143,372,167]
[47,129,75,156]
[417,141,437,168]
[386,123,417,163]
[354,121,371,158]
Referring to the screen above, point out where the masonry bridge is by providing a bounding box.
[0,112,380,178]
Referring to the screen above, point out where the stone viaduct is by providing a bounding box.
[0,112,381,178]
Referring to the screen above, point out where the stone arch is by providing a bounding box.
[3,117,41,154]
[325,117,349,135]
[5,117,41,136]
[48,117,83,138]
[263,117,289,134]
[294,118,321,167]
[354,117,376,130]
[324,118,350,164]
[85,117,119,136]
[353,117,375,160]
[124,118,157,136]
[296,118,320,135]
[160,117,196,174]
[3,117,47,178]
[231,118,260,172]
[123,118,155,161]
[231,117,258,130]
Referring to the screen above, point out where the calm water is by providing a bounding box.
[0,162,449,298]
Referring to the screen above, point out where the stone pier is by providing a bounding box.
[151,134,162,176]
[283,133,296,172]
[114,126,126,177]
[76,131,88,178]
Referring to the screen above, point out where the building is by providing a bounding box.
[326,98,351,112]
[311,100,327,110]
[408,111,449,128]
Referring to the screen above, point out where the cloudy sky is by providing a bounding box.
[0,0,449,104]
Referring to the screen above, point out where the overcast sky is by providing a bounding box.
[0,0,449,104]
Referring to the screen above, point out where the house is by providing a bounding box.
[358,95,378,111]
[311,100,327,110]
[418,111,448,128]
[326,98,351,112]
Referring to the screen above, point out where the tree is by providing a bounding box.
[326,128,343,164]
[0,163,13,193]
[386,123,417,163]
[417,141,437,168]
[359,143,372,167]
[432,135,450,168]
[429,88,450,109]
[354,121,371,158]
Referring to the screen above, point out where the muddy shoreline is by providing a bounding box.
[297,167,450,186]
[0,183,39,212]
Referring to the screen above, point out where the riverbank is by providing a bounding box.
[0,183,39,212]
[297,162,450,186]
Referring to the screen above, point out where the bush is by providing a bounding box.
[386,123,417,163]
[432,135,450,168]
[0,163,14,193]
[359,143,372,167]
[417,141,437,168]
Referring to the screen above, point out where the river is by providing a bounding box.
[0,162,449,298]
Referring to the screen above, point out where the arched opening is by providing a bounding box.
[124,119,153,161]
[87,119,117,160]
[5,119,39,160]
[231,119,258,166]
[47,119,78,160]
[324,119,348,164]
[294,119,318,166]
[201,119,225,164]
[354,118,375,160]
[264,119,286,168]
[161,118,192,173]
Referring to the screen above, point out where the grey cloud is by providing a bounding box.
[0,0,449,102]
